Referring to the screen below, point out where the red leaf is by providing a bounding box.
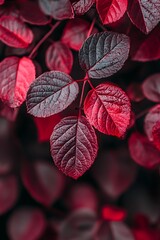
[0,175,19,214]
[79,32,130,79]
[50,116,98,179]
[72,0,95,15]
[102,205,126,221]
[128,132,160,168]
[92,148,137,198]
[96,0,128,25]
[84,83,131,137]
[144,104,160,141]
[34,114,62,142]
[142,74,160,102]
[45,41,73,74]
[21,160,65,206]
[128,0,160,34]
[0,0,4,5]
[0,56,35,108]
[127,82,144,102]
[19,0,50,25]
[152,121,160,150]
[38,0,74,20]
[7,207,46,240]
[61,18,98,51]
[26,71,79,117]
[0,15,33,48]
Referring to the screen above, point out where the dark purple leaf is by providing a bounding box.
[142,74,160,102]
[72,0,95,15]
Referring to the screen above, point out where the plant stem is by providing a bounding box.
[29,21,61,59]
[87,17,96,38]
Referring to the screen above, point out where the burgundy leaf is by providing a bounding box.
[110,221,135,240]
[0,102,19,121]
[7,207,46,240]
[33,114,62,142]
[50,116,98,179]
[152,121,160,150]
[59,209,98,240]
[142,74,160,102]
[0,56,35,108]
[0,175,18,214]
[38,0,74,20]
[45,41,73,74]
[127,82,144,102]
[128,0,160,34]
[0,0,4,5]
[21,160,65,206]
[26,71,79,117]
[128,132,160,168]
[84,83,131,137]
[0,15,33,48]
[19,0,50,25]
[92,148,137,199]
[79,32,130,79]
[102,206,126,221]
[144,104,160,141]
[61,18,98,51]
[72,0,95,15]
[96,0,128,25]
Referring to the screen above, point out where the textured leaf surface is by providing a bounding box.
[142,74,160,102]
[61,18,98,51]
[21,161,64,206]
[0,175,18,214]
[0,16,33,48]
[72,0,95,15]
[79,32,130,78]
[27,71,79,117]
[96,0,127,24]
[128,0,160,34]
[128,132,160,168]
[144,104,160,141]
[39,0,74,20]
[45,41,73,74]
[84,83,131,137]
[50,116,98,179]
[152,121,160,150]
[7,207,46,240]
[0,56,35,108]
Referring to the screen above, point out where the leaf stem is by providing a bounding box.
[29,21,61,59]
[87,17,96,38]
[78,80,87,117]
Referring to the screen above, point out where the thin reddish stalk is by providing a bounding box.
[29,21,61,59]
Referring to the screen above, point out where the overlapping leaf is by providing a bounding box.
[79,32,130,78]
[0,16,33,48]
[128,0,160,34]
[27,71,79,117]
[45,41,73,74]
[50,116,98,179]
[96,0,128,25]
[142,74,160,102]
[152,121,160,150]
[72,0,95,15]
[39,0,74,20]
[84,83,131,137]
[0,57,35,108]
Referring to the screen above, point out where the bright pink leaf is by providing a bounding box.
[144,104,160,141]
[45,41,73,74]
[84,83,131,137]
[50,116,98,179]
[7,207,46,240]
[0,175,18,214]
[128,0,160,34]
[33,114,62,142]
[19,0,50,25]
[127,82,144,102]
[0,56,35,108]
[61,18,98,51]
[26,71,79,117]
[142,74,160,102]
[96,0,128,25]
[102,205,126,221]
[72,0,95,15]
[79,32,130,79]
[0,15,33,48]
[128,132,160,168]
[21,160,65,206]
[38,0,74,20]
[152,121,160,150]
